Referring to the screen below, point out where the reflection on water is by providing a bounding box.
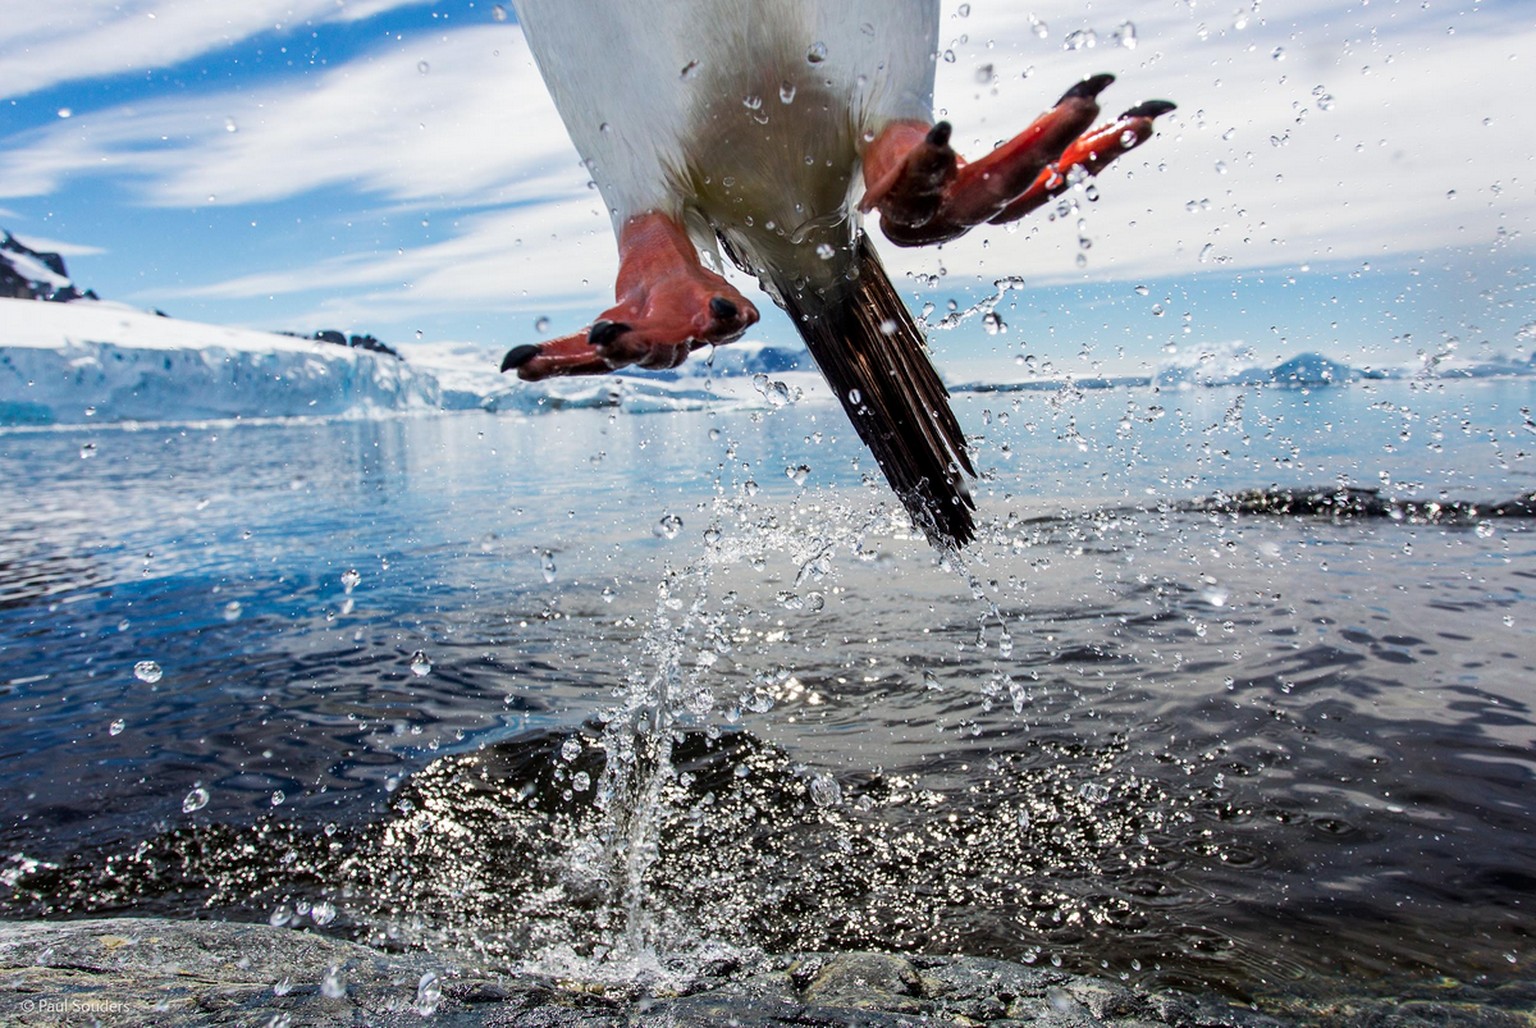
[0,379,1533,1001]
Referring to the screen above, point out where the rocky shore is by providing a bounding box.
[2,918,1532,1026]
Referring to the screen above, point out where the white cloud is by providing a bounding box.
[0,0,435,100]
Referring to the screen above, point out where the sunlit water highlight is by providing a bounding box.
[1,378,1533,1001]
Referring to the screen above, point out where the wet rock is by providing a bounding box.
[1,919,1531,1027]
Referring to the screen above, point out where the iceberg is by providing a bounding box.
[0,298,440,426]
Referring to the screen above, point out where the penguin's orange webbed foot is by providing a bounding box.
[502,213,758,381]
[859,74,1175,247]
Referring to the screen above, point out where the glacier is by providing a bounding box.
[0,297,826,427]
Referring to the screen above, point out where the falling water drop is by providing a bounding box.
[982,311,1006,335]
[491,4,508,21]
[320,966,346,999]
[182,786,209,813]
[340,568,361,592]
[134,660,163,684]
[414,972,442,1016]
[417,60,431,74]
[409,650,432,677]
[808,772,843,807]
[806,41,828,63]
[223,117,238,133]
[654,513,684,539]
[108,719,126,736]
[535,316,551,333]
[540,550,557,583]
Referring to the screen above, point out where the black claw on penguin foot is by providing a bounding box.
[589,319,630,349]
[501,344,541,373]
[1121,99,1177,119]
[1060,73,1115,103]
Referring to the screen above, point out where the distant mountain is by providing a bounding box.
[0,231,96,302]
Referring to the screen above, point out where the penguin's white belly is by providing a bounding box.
[513,0,939,261]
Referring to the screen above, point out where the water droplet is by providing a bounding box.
[742,93,763,110]
[79,442,97,459]
[491,4,508,21]
[1271,46,1285,61]
[414,971,442,1015]
[57,107,73,119]
[808,772,842,807]
[982,311,1006,335]
[957,2,971,14]
[571,770,591,791]
[1063,28,1097,51]
[321,965,346,999]
[804,591,825,612]
[271,790,286,806]
[815,242,835,260]
[534,316,551,333]
[786,464,810,486]
[311,900,336,926]
[974,63,994,84]
[183,786,209,813]
[1029,14,1049,38]
[1113,20,1138,49]
[743,479,760,497]
[417,60,430,74]
[878,319,898,336]
[806,41,828,63]
[134,660,163,684]
[409,650,432,677]
[560,737,583,762]
[540,550,557,583]
[654,513,684,539]
[1134,284,1150,296]
[779,81,797,103]
[340,568,361,592]
[847,388,863,406]
[681,59,701,79]
[108,719,126,736]
[269,905,292,928]
[223,116,238,133]
[223,600,243,621]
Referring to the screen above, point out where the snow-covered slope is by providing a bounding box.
[0,298,439,426]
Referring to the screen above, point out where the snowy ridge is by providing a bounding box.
[0,298,438,425]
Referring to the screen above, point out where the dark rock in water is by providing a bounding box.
[2,919,1530,1026]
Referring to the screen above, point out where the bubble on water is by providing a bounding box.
[415,971,443,1015]
[540,550,557,583]
[321,965,346,999]
[560,737,582,762]
[134,660,163,684]
[409,650,432,677]
[806,41,828,63]
[982,311,1006,335]
[654,513,684,539]
[108,718,126,736]
[340,568,361,592]
[808,772,843,807]
[183,786,209,813]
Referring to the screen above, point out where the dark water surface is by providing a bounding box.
[1,378,1533,1000]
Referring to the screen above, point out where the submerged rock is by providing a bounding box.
[0,919,1530,1026]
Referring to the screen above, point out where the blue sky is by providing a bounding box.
[1,0,1532,377]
